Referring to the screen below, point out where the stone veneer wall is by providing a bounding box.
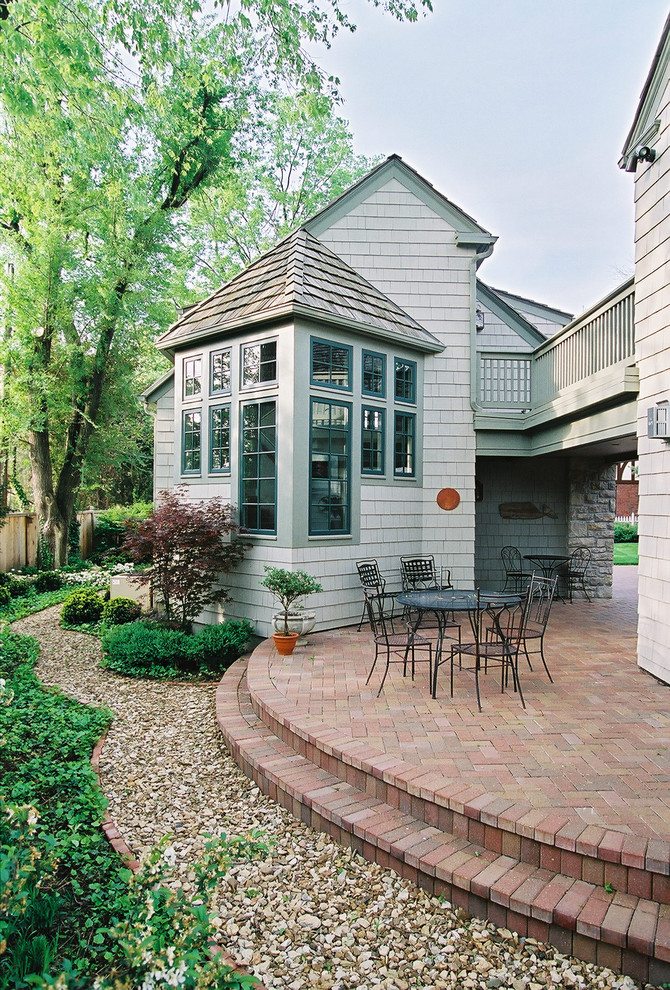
[567,458,616,599]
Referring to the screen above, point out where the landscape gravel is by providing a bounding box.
[13,606,661,990]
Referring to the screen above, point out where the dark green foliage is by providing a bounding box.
[60,588,104,625]
[34,570,63,592]
[101,596,142,627]
[614,521,638,543]
[90,502,153,563]
[0,586,79,622]
[0,584,9,607]
[0,571,26,596]
[0,629,125,986]
[101,619,253,679]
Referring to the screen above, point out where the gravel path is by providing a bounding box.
[13,607,653,990]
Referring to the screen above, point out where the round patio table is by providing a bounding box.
[524,553,569,579]
[396,588,522,696]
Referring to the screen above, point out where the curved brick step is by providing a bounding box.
[217,657,670,986]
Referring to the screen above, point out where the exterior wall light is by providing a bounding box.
[647,403,670,439]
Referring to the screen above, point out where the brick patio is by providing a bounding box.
[217,567,670,983]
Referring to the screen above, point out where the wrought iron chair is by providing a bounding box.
[518,574,557,681]
[501,545,528,593]
[400,555,452,592]
[439,590,527,710]
[363,588,433,697]
[356,559,397,631]
[562,547,592,602]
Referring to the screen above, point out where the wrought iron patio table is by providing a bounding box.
[396,588,522,694]
[524,554,570,579]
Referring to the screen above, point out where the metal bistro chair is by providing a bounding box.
[356,559,397,631]
[440,590,527,711]
[363,588,433,697]
[518,574,557,681]
[501,545,528,593]
[561,547,592,602]
[400,554,453,592]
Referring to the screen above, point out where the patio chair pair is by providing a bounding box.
[434,574,557,710]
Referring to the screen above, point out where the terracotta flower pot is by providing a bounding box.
[272,631,300,656]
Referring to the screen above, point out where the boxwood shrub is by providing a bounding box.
[101,596,142,627]
[33,570,63,592]
[101,618,253,679]
[61,588,105,625]
[614,521,638,543]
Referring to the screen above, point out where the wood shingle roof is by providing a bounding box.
[156,229,441,354]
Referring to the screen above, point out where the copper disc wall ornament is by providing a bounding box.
[436,488,460,511]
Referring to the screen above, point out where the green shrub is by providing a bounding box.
[101,596,142,627]
[33,570,63,592]
[0,572,28,597]
[90,502,153,563]
[614,521,638,543]
[0,585,10,608]
[101,618,253,679]
[60,588,104,625]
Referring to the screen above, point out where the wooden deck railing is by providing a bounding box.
[478,278,635,413]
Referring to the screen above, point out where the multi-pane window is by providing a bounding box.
[311,338,352,390]
[183,356,202,399]
[394,412,415,477]
[362,351,385,397]
[310,400,350,534]
[361,407,385,475]
[242,341,277,386]
[210,349,231,394]
[210,405,231,473]
[182,410,201,473]
[241,401,276,533]
[394,358,416,404]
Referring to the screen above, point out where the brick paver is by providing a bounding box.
[247,568,670,847]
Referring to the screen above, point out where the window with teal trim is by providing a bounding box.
[311,338,351,390]
[394,412,415,477]
[182,410,201,473]
[310,399,350,534]
[210,405,230,473]
[210,349,231,394]
[242,341,276,387]
[183,356,202,399]
[241,400,276,533]
[362,350,385,397]
[361,407,385,475]
[394,358,416,404]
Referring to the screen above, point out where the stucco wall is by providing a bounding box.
[632,73,670,684]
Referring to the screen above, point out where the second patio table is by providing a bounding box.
[524,553,570,579]
[396,588,522,692]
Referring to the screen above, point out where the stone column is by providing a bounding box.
[567,458,616,599]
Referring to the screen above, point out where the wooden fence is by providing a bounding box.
[0,510,95,572]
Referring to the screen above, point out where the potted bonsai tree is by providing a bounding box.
[260,565,323,655]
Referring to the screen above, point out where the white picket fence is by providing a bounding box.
[615,513,638,524]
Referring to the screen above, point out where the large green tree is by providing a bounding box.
[0,0,430,564]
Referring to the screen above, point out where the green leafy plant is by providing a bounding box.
[60,588,105,625]
[101,596,143,628]
[260,566,322,635]
[614,521,638,543]
[33,570,63,593]
[101,619,253,679]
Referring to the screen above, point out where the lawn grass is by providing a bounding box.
[614,543,639,565]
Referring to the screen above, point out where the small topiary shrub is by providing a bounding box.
[101,619,253,679]
[61,588,104,625]
[33,571,63,593]
[101,597,142,627]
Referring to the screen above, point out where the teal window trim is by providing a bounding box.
[394,411,416,477]
[209,404,231,474]
[181,409,201,474]
[362,350,386,398]
[241,340,277,388]
[210,348,231,395]
[394,358,417,404]
[310,337,352,391]
[309,397,351,536]
[361,406,385,475]
[183,356,202,399]
[240,399,277,534]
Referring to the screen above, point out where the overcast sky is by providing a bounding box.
[310,1,669,317]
